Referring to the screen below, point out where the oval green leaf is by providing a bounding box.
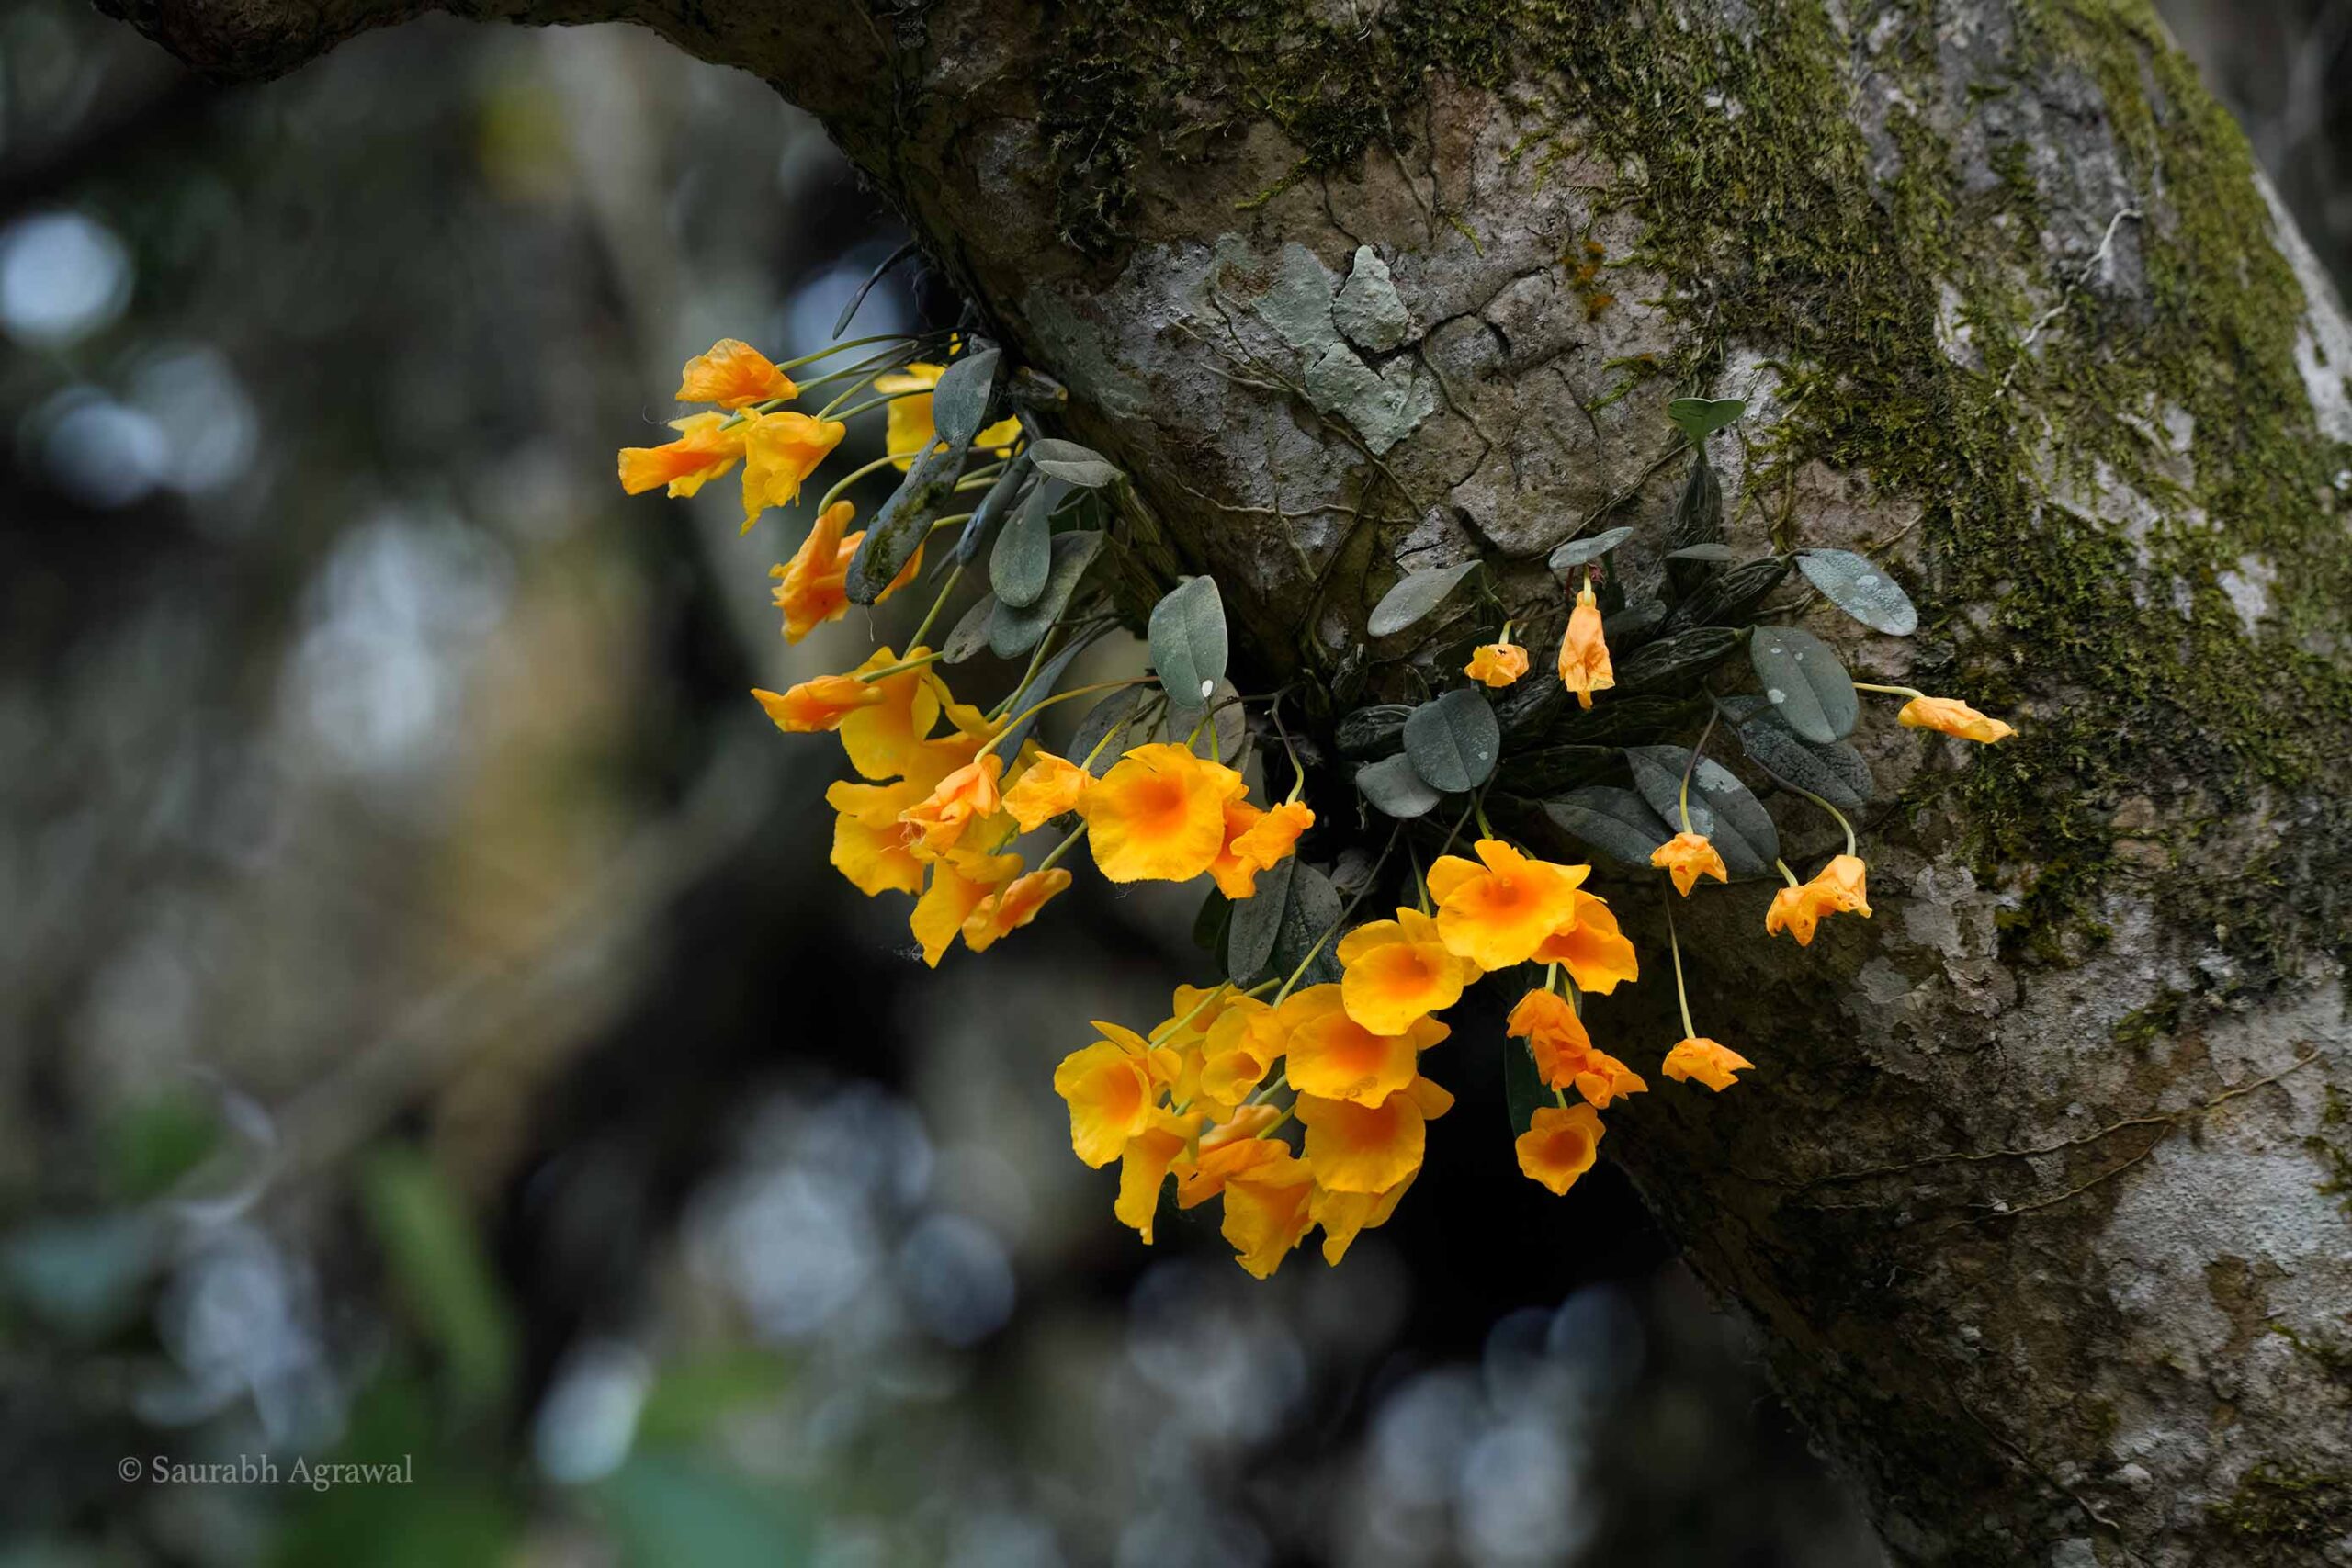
[1544,786,1674,866]
[1070,686,1150,776]
[1368,559,1482,637]
[989,478,1055,608]
[1622,744,1780,875]
[1503,1038,1547,1137]
[955,455,1032,568]
[1734,715,1871,810]
[1548,525,1634,573]
[1749,625,1859,743]
[1796,548,1919,636]
[1665,543,1739,563]
[1025,437,1124,488]
[1401,688,1499,793]
[928,348,1000,447]
[941,592,999,665]
[1355,752,1442,818]
[1273,861,1345,987]
[1226,854,1293,984]
[989,531,1104,660]
[1668,396,1747,443]
[1148,575,1227,708]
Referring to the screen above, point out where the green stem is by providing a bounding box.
[774,333,928,373]
[820,388,926,423]
[1676,708,1720,836]
[989,629,1063,723]
[1851,682,1925,699]
[1034,821,1088,875]
[1472,791,1497,840]
[1150,981,1234,1043]
[856,649,944,684]
[1773,858,1804,888]
[1663,888,1698,1040]
[981,679,1157,759]
[908,564,962,649]
[1272,826,1399,1003]
[818,452,922,514]
[924,512,976,535]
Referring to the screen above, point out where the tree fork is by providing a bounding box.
[104,0,2352,1561]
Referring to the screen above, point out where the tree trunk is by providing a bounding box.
[108,0,2352,1561]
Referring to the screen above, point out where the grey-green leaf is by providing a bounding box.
[1148,575,1227,709]
[1749,625,1859,743]
[928,348,1000,447]
[989,531,1104,659]
[1355,753,1442,818]
[1402,688,1499,792]
[1735,716,1871,810]
[1336,704,1412,759]
[989,478,1055,607]
[1667,396,1746,442]
[1227,854,1294,984]
[1071,686,1150,776]
[956,455,1032,568]
[1665,543,1739,563]
[1025,437,1124,488]
[997,626,1104,755]
[1544,786,1674,866]
[1548,525,1634,573]
[1273,861,1345,987]
[1613,625,1744,694]
[941,592,999,665]
[1622,744,1781,875]
[843,442,962,604]
[1368,559,1482,637]
[1796,548,1919,636]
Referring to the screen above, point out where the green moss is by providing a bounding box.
[2209,1462,2352,1541]
[2308,1085,2352,1214]
[1040,0,2352,974]
[2110,990,2184,1052]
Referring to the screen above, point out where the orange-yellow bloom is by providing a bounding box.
[676,338,796,409]
[961,868,1071,953]
[875,362,1025,470]
[1337,907,1479,1033]
[1053,1021,1179,1168]
[1651,831,1729,896]
[1220,1150,1317,1278]
[1505,988,1644,1106]
[618,412,745,498]
[1197,997,1285,1112]
[824,777,931,896]
[1232,800,1313,868]
[1002,752,1092,830]
[1207,799,1271,898]
[1428,838,1589,969]
[1529,891,1639,994]
[1515,1104,1605,1195]
[1280,984,1449,1106]
[1114,1108,1204,1244]
[1899,694,2016,744]
[1662,1036,1754,1091]
[1464,641,1530,687]
[1556,581,1614,710]
[1172,1112,1288,1208]
[1311,1173,1414,1266]
[836,647,950,782]
[1295,1076,1454,1193]
[770,501,921,642]
[738,410,847,530]
[752,674,882,733]
[1764,853,1872,946]
[910,849,1021,966]
[899,752,1004,856]
[1078,743,1248,883]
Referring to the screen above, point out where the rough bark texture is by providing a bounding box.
[102,0,2352,1562]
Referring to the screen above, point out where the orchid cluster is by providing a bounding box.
[617,332,2015,1280]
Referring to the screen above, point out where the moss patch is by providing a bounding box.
[2210,1461,2352,1542]
[1040,0,2352,980]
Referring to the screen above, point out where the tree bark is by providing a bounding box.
[107,0,2352,1562]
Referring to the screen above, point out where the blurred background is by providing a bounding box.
[0,3,2335,1563]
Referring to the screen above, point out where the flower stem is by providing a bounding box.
[856,649,944,683]
[774,333,928,373]
[908,564,962,649]
[1035,821,1088,874]
[1662,888,1697,1040]
[1851,682,1925,699]
[1150,981,1233,1043]
[817,452,922,513]
[820,388,927,423]
[1677,708,1719,835]
[982,678,1157,758]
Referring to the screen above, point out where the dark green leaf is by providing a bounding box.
[1552,693,1700,746]
[996,626,1103,755]
[1614,625,1744,694]
[927,348,1000,447]
[955,455,1032,568]
[1368,559,1481,637]
[1544,786,1674,866]
[941,592,999,664]
[1665,460,1724,595]
[1402,688,1499,792]
[1025,437,1124,487]
[1355,753,1442,818]
[1336,704,1412,759]
[1735,714,1871,810]
[989,476,1055,608]
[1504,1039,1548,1137]
[1622,744,1781,875]
[1272,861,1345,987]
[1665,543,1739,563]
[1498,743,1616,794]
[844,441,963,604]
[1667,396,1747,442]
[1796,548,1919,636]
[1148,575,1227,708]
[1549,525,1635,573]
[1604,597,1668,649]
[1659,557,1790,636]
[989,531,1104,660]
[1193,886,1232,953]
[1227,854,1293,984]
[1749,625,1859,742]
[359,1146,516,1420]
[1071,686,1150,775]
